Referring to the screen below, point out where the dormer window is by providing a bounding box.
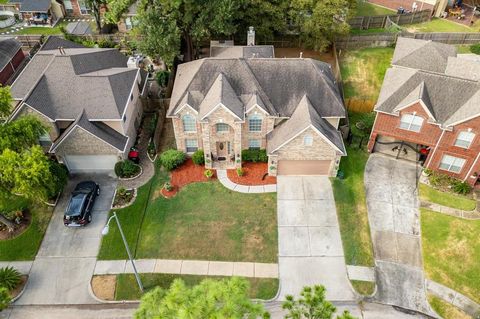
[182,114,196,132]
[399,114,423,132]
[304,135,313,146]
[455,131,475,149]
[248,114,262,132]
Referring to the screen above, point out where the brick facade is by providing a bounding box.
[0,49,25,85]
[368,102,480,185]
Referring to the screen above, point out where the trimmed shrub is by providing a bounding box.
[156,70,170,87]
[192,149,205,165]
[160,149,186,171]
[452,180,472,195]
[0,287,10,311]
[241,149,268,163]
[236,168,245,177]
[470,43,480,55]
[163,182,173,191]
[0,267,20,291]
[48,161,68,199]
[115,160,140,178]
[204,169,213,178]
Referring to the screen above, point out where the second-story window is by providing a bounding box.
[182,114,196,132]
[454,131,475,149]
[216,123,229,133]
[248,114,262,132]
[399,114,424,132]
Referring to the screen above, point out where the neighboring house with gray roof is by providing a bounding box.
[168,43,346,177]
[9,36,148,173]
[0,38,25,85]
[368,37,480,186]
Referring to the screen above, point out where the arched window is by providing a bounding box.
[455,131,475,149]
[248,114,262,132]
[399,114,423,132]
[216,123,229,133]
[303,135,313,146]
[182,114,196,132]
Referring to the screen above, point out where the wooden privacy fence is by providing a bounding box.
[336,32,480,49]
[349,10,431,29]
[345,98,376,113]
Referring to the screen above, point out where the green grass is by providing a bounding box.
[351,280,375,296]
[456,45,473,54]
[332,144,374,268]
[0,195,53,261]
[355,0,395,16]
[339,47,394,100]
[419,183,477,211]
[114,274,279,301]
[99,165,278,263]
[405,18,476,33]
[421,209,480,304]
[427,294,471,319]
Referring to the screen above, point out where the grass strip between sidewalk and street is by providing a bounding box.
[114,273,279,301]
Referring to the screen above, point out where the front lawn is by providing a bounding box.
[0,196,53,260]
[332,144,374,267]
[355,0,395,16]
[421,209,480,303]
[405,18,476,33]
[428,294,471,319]
[419,183,477,211]
[339,47,394,100]
[99,164,278,263]
[115,274,279,301]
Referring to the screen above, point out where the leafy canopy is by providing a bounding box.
[282,285,357,319]
[135,277,269,319]
[0,86,12,118]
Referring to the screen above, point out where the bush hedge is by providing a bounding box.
[470,43,480,55]
[192,149,205,165]
[241,149,268,162]
[160,149,186,171]
[115,160,140,178]
[48,161,68,199]
[156,71,170,88]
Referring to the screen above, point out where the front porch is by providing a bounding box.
[211,159,236,170]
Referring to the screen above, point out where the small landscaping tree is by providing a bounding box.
[204,169,213,179]
[159,149,186,171]
[282,285,357,319]
[0,287,10,312]
[135,277,269,319]
[192,149,205,165]
[114,160,140,178]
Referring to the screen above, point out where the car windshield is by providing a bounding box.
[65,193,87,216]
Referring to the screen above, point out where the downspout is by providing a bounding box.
[425,128,446,168]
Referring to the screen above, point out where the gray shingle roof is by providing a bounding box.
[0,38,21,71]
[210,45,274,59]
[267,95,345,154]
[11,40,137,120]
[445,56,480,81]
[41,36,85,51]
[66,22,92,36]
[392,37,457,73]
[10,0,51,12]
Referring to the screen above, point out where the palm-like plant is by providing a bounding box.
[0,267,21,291]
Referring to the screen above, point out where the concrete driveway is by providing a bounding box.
[277,176,355,301]
[365,154,436,316]
[16,174,116,305]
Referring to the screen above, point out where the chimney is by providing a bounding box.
[247,26,255,46]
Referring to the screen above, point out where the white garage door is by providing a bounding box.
[278,160,332,176]
[64,155,118,172]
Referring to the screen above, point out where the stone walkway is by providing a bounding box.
[346,265,375,282]
[94,259,278,278]
[217,170,276,193]
[426,280,480,316]
[420,201,480,220]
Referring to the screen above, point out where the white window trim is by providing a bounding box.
[248,114,262,132]
[399,113,424,132]
[439,154,466,174]
[454,131,475,149]
[185,139,198,153]
[182,114,196,133]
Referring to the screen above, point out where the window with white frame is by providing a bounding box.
[249,139,261,149]
[185,139,198,153]
[399,114,424,132]
[304,135,313,146]
[182,114,196,132]
[248,114,262,132]
[216,123,229,133]
[439,154,466,173]
[38,132,51,146]
[454,131,475,149]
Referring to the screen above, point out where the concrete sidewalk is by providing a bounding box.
[94,259,279,278]
[0,261,33,275]
[217,170,277,193]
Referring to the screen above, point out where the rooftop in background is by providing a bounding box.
[210,40,274,59]
[8,0,51,13]
[0,38,21,71]
[66,21,92,36]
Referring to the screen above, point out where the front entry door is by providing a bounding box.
[217,142,228,160]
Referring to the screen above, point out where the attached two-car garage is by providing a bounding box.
[63,155,119,173]
[277,160,332,176]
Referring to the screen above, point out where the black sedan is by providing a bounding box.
[64,181,100,227]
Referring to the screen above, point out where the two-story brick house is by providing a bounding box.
[8,36,147,173]
[368,37,480,186]
[168,43,347,176]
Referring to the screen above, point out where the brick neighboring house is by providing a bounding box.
[0,38,25,85]
[167,39,347,177]
[8,36,148,173]
[368,37,480,186]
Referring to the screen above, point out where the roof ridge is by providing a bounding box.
[240,59,277,115]
[170,59,206,114]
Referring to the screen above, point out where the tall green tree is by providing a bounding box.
[86,0,107,33]
[290,0,356,52]
[135,277,269,319]
[135,0,240,67]
[0,86,12,119]
[282,285,357,319]
[104,0,136,25]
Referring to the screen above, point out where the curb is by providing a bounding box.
[10,275,28,303]
[88,275,140,305]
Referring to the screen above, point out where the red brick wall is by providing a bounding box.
[11,48,25,70]
[0,49,25,85]
[367,0,434,12]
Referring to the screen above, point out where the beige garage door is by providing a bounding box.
[277,160,332,176]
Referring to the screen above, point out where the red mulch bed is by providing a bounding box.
[227,162,276,186]
[160,159,216,198]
